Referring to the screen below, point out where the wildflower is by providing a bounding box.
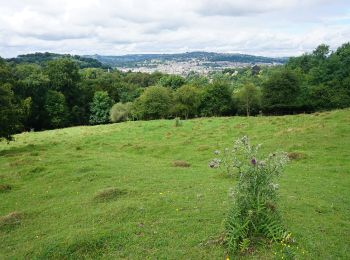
[251,158,257,165]
[214,150,220,155]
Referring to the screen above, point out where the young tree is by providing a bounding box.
[89,91,113,125]
[234,83,261,116]
[173,85,201,119]
[110,102,132,123]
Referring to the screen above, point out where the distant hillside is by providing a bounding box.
[85,52,288,67]
[7,52,107,69]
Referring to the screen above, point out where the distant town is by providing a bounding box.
[116,59,281,75]
[86,52,287,75]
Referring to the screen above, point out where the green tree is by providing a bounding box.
[262,69,301,113]
[173,85,201,119]
[89,91,113,125]
[0,83,23,141]
[45,58,81,124]
[14,64,50,130]
[199,81,233,116]
[44,90,68,129]
[234,83,261,116]
[132,86,172,120]
[158,75,185,89]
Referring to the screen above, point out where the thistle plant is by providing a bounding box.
[209,136,290,255]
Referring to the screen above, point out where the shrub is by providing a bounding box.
[209,136,291,254]
[174,117,182,127]
[110,102,132,123]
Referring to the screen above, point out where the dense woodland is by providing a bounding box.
[1,43,350,141]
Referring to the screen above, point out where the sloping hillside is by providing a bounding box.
[0,109,349,259]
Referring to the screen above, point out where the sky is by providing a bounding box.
[0,0,350,58]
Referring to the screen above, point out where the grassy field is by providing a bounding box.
[1,109,350,259]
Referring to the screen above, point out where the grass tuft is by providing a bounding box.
[93,188,128,202]
[172,160,191,167]
[0,212,23,231]
[0,184,12,193]
[288,152,306,160]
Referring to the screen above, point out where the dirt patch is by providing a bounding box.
[0,212,23,231]
[94,188,128,202]
[288,152,306,160]
[172,160,191,168]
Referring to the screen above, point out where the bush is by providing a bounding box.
[110,102,132,123]
[209,136,291,254]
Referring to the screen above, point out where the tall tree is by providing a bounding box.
[199,81,233,116]
[262,69,301,114]
[132,86,173,120]
[0,83,23,141]
[44,90,69,129]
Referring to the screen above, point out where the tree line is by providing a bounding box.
[1,42,350,141]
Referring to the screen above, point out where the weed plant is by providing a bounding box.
[210,136,291,255]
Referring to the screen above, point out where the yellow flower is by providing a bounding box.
[226,256,230,260]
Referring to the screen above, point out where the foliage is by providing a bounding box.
[44,90,69,129]
[173,85,201,119]
[46,58,81,112]
[110,102,132,123]
[7,52,105,69]
[132,86,172,120]
[1,42,350,135]
[158,75,185,89]
[199,81,233,116]
[210,136,290,254]
[89,91,113,125]
[234,83,261,116]
[0,83,23,141]
[262,69,301,113]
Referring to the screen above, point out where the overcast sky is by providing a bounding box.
[1,0,349,58]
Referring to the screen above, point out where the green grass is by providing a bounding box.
[1,109,350,259]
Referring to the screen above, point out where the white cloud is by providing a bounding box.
[0,0,349,57]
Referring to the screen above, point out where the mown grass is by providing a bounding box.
[0,109,349,259]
